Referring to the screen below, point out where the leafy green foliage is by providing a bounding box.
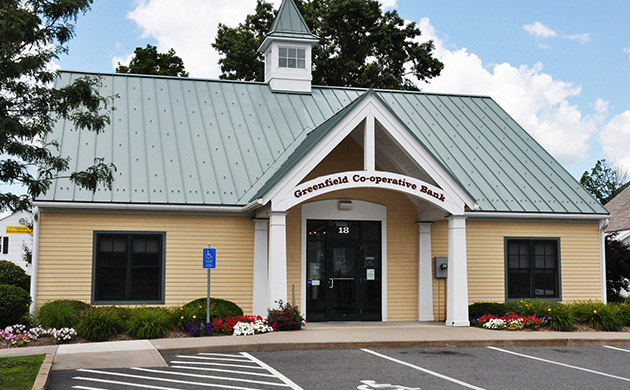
[37,300,88,329]
[0,284,31,328]
[0,0,116,212]
[116,44,189,77]
[213,0,443,90]
[605,233,630,302]
[580,159,628,205]
[545,304,575,331]
[468,302,509,319]
[125,307,174,339]
[571,301,624,331]
[0,260,29,292]
[0,355,45,390]
[75,307,124,342]
[266,300,304,331]
[178,298,244,328]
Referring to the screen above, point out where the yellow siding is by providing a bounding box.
[466,219,602,304]
[287,137,420,321]
[37,212,255,313]
[431,220,448,321]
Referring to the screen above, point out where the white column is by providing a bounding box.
[417,222,434,321]
[267,211,288,309]
[446,215,469,326]
[364,114,375,171]
[252,218,269,316]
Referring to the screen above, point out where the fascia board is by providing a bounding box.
[465,211,609,221]
[33,201,246,215]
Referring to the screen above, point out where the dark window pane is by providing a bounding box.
[361,221,380,241]
[297,49,305,59]
[279,47,287,57]
[279,58,287,67]
[297,59,305,68]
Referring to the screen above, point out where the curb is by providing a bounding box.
[155,338,630,355]
[31,347,56,390]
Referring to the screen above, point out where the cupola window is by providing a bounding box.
[279,47,305,69]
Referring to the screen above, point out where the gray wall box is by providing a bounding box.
[435,256,448,278]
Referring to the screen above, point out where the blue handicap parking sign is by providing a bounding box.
[203,248,216,269]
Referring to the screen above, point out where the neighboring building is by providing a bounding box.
[30,0,609,325]
[605,185,630,246]
[0,211,33,274]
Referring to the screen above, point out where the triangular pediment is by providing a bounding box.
[255,91,475,215]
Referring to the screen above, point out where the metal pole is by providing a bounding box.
[292,283,295,306]
[207,243,211,324]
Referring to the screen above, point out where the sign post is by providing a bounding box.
[203,244,217,323]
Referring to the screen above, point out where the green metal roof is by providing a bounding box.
[267,0,318,40]
[37,71,607,215]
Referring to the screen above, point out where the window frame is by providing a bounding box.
[504,237,561,301]
[91,231,166,305]
[278,46,306,69]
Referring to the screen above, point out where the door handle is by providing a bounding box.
[328,278,334,289]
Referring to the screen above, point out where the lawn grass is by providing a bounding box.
[0,354,45,390]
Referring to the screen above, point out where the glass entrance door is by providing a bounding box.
[306,220,381,322]
[326,240,361,320]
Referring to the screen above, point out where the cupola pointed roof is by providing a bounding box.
[267,0,318,40]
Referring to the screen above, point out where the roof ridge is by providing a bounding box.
[268,0,318,39]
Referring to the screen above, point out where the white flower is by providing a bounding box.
[233,320,273,336]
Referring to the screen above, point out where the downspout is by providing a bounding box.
[29,206,40,315]
[599,219,609,304]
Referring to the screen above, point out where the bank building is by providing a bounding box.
[30,0,609,326]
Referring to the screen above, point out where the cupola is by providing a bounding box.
[258,0,318,93]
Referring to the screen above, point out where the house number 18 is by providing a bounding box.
[338,227,350,234]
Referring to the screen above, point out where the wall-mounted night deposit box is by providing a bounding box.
[435,256,448,278]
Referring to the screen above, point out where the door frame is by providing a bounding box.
[301,199,387,321]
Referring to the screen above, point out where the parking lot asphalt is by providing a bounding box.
[49,345,630,389]
[4,321,630,389]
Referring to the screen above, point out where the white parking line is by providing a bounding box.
[72,386,111,390]
[169,364,277,377]
[177,354,257,363]
[132,366,291,387]
[169,359,266,369]
[242,352,305,390]
[73,376,185,389]
[361,349,487,390]
[75,369,260,390]
[603,345,630,353]
[488,346,630,383]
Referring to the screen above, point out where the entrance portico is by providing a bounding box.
[249,92,475,326]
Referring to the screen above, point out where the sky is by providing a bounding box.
[55,0,630,180]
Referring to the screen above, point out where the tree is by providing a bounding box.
[605,233,630,302]
[1,0,116,212]
[116,44,189,77]
[213,0,443,90]
[580,159,629,205]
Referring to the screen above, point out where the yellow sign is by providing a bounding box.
[6,226,32,234]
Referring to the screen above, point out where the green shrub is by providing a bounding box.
[0,284,31,328]
[571,301,624,331]
[0,260,29,292]
[505,299,562,317]
[468,302,509,319]
[547,304,575,331]
[75,307,124,341]
[266,300,304,331]
[178,298,243,328]
[125,307,174,339]
[37,300,89,329]
[611,302,630,326]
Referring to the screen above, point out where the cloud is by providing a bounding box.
[538,43,551,49]
[600,111,630,172]
[380,0,398,10]
[111,53,134,70]
[523,22,557,38]
[126,0,281,78]
[416,18,597,167]
[624,47,630,61]
[564,33,591,44]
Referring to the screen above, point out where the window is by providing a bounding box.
[279,47,305,69]
[506,238,559,299]
[0,237,8,254]
[93,232,164,303]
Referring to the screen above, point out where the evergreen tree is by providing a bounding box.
[116,44,189,77]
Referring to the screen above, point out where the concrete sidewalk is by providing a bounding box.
[3,321,630,387]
